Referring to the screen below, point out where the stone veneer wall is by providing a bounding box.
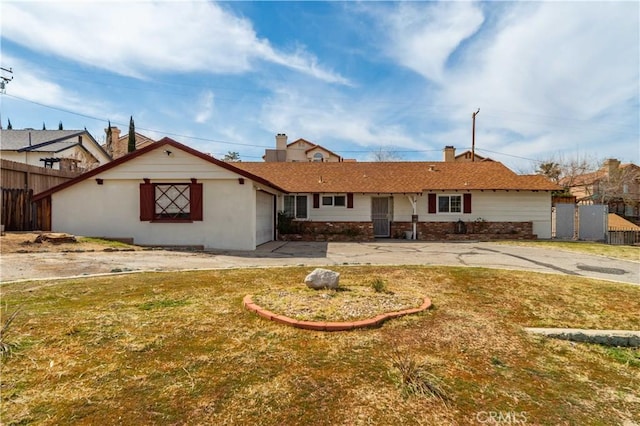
[391,221,535,240]
[279,220,535,241]
[279,221,375,242]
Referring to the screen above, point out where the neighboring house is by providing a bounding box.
[33,138,285,250]
[561,159,640,220]
[0,129,111,171]
[236,160,559,241]
[443,146,492,162]
[264,134,344,162]
[104,126,156,159]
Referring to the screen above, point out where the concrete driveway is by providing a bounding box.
[1,241,639,285]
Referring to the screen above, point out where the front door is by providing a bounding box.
[372,197,390,237]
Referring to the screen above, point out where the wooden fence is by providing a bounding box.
[608,228,640,246]
[1,188,34,231]
[1,159,79,193]
[1,159,78,231]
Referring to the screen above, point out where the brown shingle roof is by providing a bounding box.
[235,161,560,193]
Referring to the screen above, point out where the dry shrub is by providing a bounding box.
[0,305,22,357]
[389,347,449,404]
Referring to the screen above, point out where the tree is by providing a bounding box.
[7,118,12,129]
[58,121,63,130]
[223,151,241,162]
[42,122,46,130]
[536,161,562,183]
[534,154,595,189]
[127,116,136,153]
[370,147,403,162]
[105,120,113,157]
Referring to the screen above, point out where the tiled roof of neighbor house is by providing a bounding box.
[608,213,640,230]
[234,161,561,193]
[0,129,86,151]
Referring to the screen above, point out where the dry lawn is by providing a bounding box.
[0,233,141,254]
[499,240,640,261]
[1,266,639,425]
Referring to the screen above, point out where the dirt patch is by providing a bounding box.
[0,232,141,254]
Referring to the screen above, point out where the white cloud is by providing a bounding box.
[381,1,484,83]
[194,90,214,124]
[383,1,639,166]
[2,1,348,84]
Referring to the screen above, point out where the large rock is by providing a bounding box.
[304,268,340,290]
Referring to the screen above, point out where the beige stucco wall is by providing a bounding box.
[49,146,274,250]
[284,141,340,162]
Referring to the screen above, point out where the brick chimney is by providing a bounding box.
[107,126,125,159]
[443,146,456,162]
[603,158,620,178]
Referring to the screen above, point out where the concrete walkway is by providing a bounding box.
[1,241,639,284]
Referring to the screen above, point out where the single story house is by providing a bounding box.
[0,129,111,171]
[33,138,560,250]
[235,160,559,241]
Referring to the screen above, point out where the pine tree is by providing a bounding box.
[106,120,113,157]
[42,122,46,130]
[58,121,63,130]
[127,116,136,153]
[7,119,12,129]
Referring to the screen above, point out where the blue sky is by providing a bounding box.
[1,0,638,171]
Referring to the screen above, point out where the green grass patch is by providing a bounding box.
[601,347,640,368]
[77,237,137,249]
[1,266,639,425]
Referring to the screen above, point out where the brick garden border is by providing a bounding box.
[243,294,432,331]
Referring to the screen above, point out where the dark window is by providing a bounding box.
[321,195,346,207]
[438,195,462,213]
[284,195,308,219]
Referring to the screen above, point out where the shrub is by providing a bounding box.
[277,211,299,234]
[0,306,22,357]
[371,278,387,293]
[389,348,449,403]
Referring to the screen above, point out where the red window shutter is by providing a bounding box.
[428,193,436,214]
[347,193,354,209]
[190,182,203,221]
[463,193,472,214]
[140,182,154,221]
[313,193,320,209]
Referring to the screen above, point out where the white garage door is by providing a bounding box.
[255,191,274,246]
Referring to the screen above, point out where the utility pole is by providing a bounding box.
[471,108,480,162]
[0,67,13,94]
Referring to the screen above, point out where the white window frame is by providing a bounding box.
[284,195,308,219]
[437,194,463,214]
[321,195,346,208]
